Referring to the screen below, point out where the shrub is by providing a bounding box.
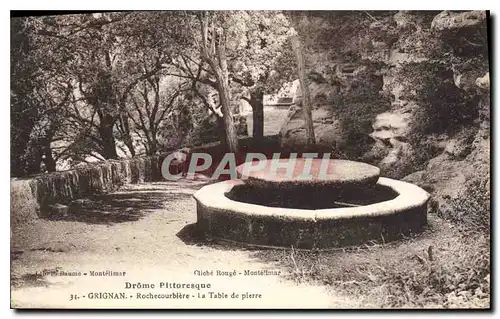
[380,234,490,308]
[330,66,391,159]
[447,179,490,233]
[397,61,480,136]
[257,216,490,308]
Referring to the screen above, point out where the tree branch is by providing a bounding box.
[241,96,251,103]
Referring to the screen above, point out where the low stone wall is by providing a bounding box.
[10,136,283,229]
[10,155,167,229]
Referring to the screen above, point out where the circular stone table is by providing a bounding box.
[236,158,380,189]
[193,177,430,250]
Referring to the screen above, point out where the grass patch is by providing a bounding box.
[254,215,490,308]
[445,178,490,233]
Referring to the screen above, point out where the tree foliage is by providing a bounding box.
[11,11,298,176]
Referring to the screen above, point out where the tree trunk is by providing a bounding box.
[216,115,228,147]
[119,115,136,157]
[24,147,43,176]
[249,90,264,140]
[216,77,239,153]
[43,147,56,172]
[291,34,316,146]
[204,58,238,152]
[99,115,118,159]
[10,116,36,177]
[149,133,158,155]
[40,130,57,172]
[199,16,238,153]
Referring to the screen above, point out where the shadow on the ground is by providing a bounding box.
[45,189,193,225]
[176,215,444,285]
[148,179,218,190]
[176,222,280,252]
[176,223,257,252]
[11,272,53,289]
[176,223,207,245]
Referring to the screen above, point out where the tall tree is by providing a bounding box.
[172,11,295,142]
[38,12,188,161]
[122,75,189,155]
[228,11,295,140]
[11,16,74,175]
[11,17,44,176]
[290,33,316,146]
[36,12,135,160]
[197,11,239,152]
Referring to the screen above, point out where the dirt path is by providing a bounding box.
[11,179,358,309]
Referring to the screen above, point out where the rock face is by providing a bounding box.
[280,62,387,157]
[281,11,490,224]
[369,111,413,167]
[431,11,487,32]
[280,12,393,157]
[280,104,342,151]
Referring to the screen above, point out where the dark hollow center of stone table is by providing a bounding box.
[226,183,398,210]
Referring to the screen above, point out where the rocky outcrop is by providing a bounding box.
[279,104,343,151]
[403,74,490,225]
[282,11,490,224]
[400,10,489,223]
[431,11,487,32]
[280,62,387,157]
[369,111,413,167]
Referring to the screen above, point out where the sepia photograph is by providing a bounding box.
[9,9,491,309]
